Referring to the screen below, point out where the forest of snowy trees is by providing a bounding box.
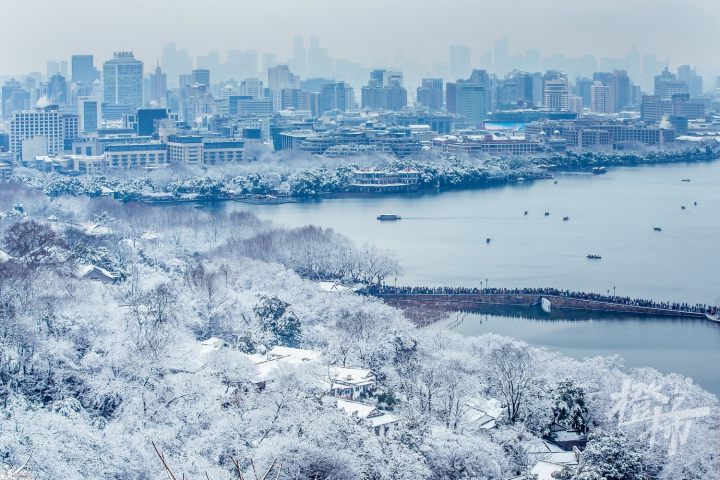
[6,144,719,202]
[0,182,718,479]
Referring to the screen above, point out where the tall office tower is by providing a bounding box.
[191,69,210,88]
[611,70,631,111]
[590,81,613,113]
[196,51,220,72]
[449,45,471,80]
[46,60,61,78]
[677,65,703,97]
[493,36,509,71]
[240,78,263,99]
[455,83,488,126]
[161,42,193,86]
[1,79,30,119]
[268,65,299,91]
[417,78,443,111]
[10,106,64,161]
[103,52,144,110]
[47,73,68,104]
[361,70,407,111]
[227,49,259,79]
[289,36,307,78]
[316,82,353,115]
[468,69,492,112]
[543,71,569,111]
[307,36,332,78]
[148,61,168,106]
[71,55,99,85]
[654,67,688,99]
[78,97,102,133]
[575,77,593,107]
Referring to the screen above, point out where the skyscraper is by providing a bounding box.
[677,65,703,97]
[417,78,443,111]
[543,71,569,111]
[449,46,471,80]
[78,97,101,133]
[103,52,144,110]
[71,55,99,85]
[47,73,67,104]
[191,69,210,88]
[148,62,168,107]
[590,81,612,113]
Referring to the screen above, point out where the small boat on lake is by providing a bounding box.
[653,226,662,232]
[544,212,550,216]
[563,216,570,221]
[681,205,686,210]
[694,201,697,206]
[486,237,492,244]
[586,254,602,260]
[524,211,528,215]
[592,167,607,175]
[377,214,401,221]
[681,179,691,182]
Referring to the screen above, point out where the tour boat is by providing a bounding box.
[377,214,401,221]
[586,254,602,260]
[681,178,691,182]
[592,167,607,175]
[563,216,570,221]
[653,227,662,232]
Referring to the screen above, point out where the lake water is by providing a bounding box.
[221,160,720,394]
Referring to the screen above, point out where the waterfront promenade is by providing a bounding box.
[369,286,718,320]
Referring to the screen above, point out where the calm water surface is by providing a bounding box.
[220,161,720,393]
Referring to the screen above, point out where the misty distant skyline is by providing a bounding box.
[0,0,718,82]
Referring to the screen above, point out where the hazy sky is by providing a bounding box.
[0,0,718,77]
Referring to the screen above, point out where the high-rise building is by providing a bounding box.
[240,78,263,99]
[590,81,613,113]
[10,106,64,161]
[289,36,308,78]
[268,65,299,91]
[449,45,471,80]
[48,73,68,105]
[78,97,101,133]
[416,78,443,111]
[361,70,407,111]
[455,83,488,126]
[103,52,144,111]
[136,107,168,136]
[1,79,30,119]
[71,55,100,85]
[543,71,569,111]
[654,67,688,99]
[677,65,703,98]
[575,77,593,107]
[611,70,631,111]
[191,69,210,88]
[148,61,168,107]
[316,82,354,115]
[307,36,332,77]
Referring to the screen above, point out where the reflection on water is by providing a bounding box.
[449,308,720,395]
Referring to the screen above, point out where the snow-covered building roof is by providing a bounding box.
[82,223,115,236]
[326,366,376,389]
[462,397,503,429]
[77,264,120,282]
[249,346,323,383]
[0,250,11,263]
[335,398,400,427]
[525,441,580,479]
